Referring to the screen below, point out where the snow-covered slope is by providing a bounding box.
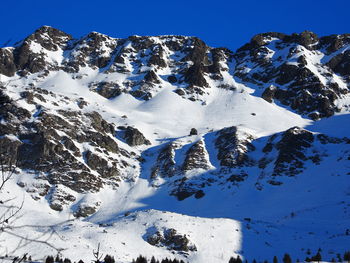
[0,26,350,263]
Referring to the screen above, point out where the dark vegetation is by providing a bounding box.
[4,249,347,263]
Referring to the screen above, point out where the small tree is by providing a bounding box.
[282,253,292,263]
[311,251,322,263]
[46,256,54,263]
[229,256,242,263]
[135,256,147,263]
[55,255,63,263]
[0,150,22,229]
[92,243,103,263]
[104,255,115,263]
[344,251,350,263]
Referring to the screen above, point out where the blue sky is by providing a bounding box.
[1,0,348,51]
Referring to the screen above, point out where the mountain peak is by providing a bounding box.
[1,28,350,262]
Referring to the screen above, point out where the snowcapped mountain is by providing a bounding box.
[0,26,350,262]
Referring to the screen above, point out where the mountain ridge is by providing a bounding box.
[0,26,349,262]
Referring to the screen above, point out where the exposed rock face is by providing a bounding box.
[0,86,132,203]
[149,127,260,200]
[327,50,350,76]
[74,205,98,218]
[261,85,277,103]
[182,140,211,171]
[184,64,208,89]
[0,26,72,76]
[48,187,76,211]
[151,143,177,179]
[85,150,119,178]
[0,89,31,123]
[24,26,72,51]
[120,126,151,146]
[257,127,315,180]
[2,26,350,219]
[146,228,197,252]
[172,185,206,201]
[2,27,350,119]
[273,127,314,177]
[0,135,22,166]
[215,126,255,167]
[234,31,350,119]
[74,201,101,218]
[0,27,235,103]
[0,48,16,77]
[90,81,123,99]
[258,127,348,183]
[149,139,212,200]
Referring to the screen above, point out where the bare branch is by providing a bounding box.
[92,243,103,263]
[3,229,65,254]
[0,199,23,228]
[0,149,19,192]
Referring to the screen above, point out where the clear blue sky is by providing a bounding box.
[1,0,348,51]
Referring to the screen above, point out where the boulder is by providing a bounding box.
[189,128,198,135]
[146,228,197,252]
[123,126,151,146]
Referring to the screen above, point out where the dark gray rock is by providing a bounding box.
[327,50,350,76]
[184,64,208,88]
[86,111,115,134]
[92,82,123,99]
[183,37,208,65]
[262,85,276,103]
[260,127,315,178]
[182,140,210,171]
[0,48,16,76]
[0,88,130,196]
[85,150,119,178]
[151,143,176,179]
[189,128,198,135]
[123,126,151,146]
[144,70,160,84]
[74,203,100,218]
[167,75,177,83]
[235,31,350,118]
[215,126,255,168]
[148,52,167,68]
[273,127,314,176]
[146,228,197,252]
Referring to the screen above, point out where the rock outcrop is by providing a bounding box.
[0,85,135,211]
[234,31,350,119]
[215,126,255,168]
[182,140,211,171]
[146,227,197,252]
[118,126,151,146]
[1,26,350,217]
